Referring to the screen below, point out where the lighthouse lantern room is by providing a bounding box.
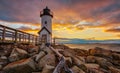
[38,6,53,44]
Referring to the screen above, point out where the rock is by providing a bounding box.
[112,53,120,60]
[84,63,104,73]
[0,64,2,70]
[32,72,41,73]
[73,49,88,56]
[111,60,120,69]
[76,56,85,63]
[109,66,120,73]
[35,51,47,62]
[95,57,113,70]
[0,56,8,66]
[71,66,85,73]
[3,58,36,73]
[86,56,96,63]
[65,57,73,67]
[8,48,28,62]
[72,57,84,66]
[41,64,54,73]
[78,64,87,72]
[88,68,104,73]
[38,47,56,70]
[89,47,112,56]
[84,63,100,69]
[1,56,7,60]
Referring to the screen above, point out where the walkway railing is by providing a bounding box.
[0,24,39,44]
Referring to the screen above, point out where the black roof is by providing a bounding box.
[40,6,53,17]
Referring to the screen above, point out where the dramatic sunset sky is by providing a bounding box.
[0,0,120,43]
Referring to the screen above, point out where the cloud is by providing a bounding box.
[105,27,120,33]
[0,0,120,40]
[117,34,120,37]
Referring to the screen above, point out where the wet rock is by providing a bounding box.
[3,58,36,73]
[8,48,28,62]
[71,66,85,73]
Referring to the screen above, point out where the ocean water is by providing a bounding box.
[65,43,120,52]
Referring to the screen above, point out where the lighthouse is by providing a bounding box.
[38,6,53,44]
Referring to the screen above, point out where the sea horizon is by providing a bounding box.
[64,43,120,52]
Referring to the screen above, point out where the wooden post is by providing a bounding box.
[19,33,20,42]
[12,32,14,41]
[2,27,5,42]
[22,34,24,42]
[28,34,30,43]
[32,35,34,43]
[15,30,17,43]
[24,34,26,42]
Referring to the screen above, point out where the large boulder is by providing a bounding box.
[38,47,56,70]
[109,67,120,73]
[89,47,112,56]
[84,63,104,73]
[41,64,54,73]
[71,66,85,73]
[112,53,120,60]
[8,48,28,62]
[84,63,100,69]
[86,56,96,63]
[0,56,8,66]
[95,57,113,70]
[3,58,36,73]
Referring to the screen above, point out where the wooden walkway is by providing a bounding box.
[0,24,39,44]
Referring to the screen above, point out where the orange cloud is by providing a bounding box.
[105,28,120,33]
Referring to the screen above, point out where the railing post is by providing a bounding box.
[15,30,17,43]
[19,33,21,42]
[35,36,37,45]
[2,27,5,42]
[12,32,14,41]
[24,34,26,43]
[28,34,30,43]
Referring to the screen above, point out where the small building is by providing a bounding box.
[38,7,53,44]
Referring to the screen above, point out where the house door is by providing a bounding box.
[41,34,47,43]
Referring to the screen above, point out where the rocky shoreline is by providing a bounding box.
[0,44,120,73]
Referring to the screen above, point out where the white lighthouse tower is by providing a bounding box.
[38,6,53,44]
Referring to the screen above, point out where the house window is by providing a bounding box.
[45,21,47,24]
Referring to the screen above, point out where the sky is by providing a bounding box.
[0,0,120,43]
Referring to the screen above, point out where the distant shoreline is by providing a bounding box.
[64,43,120,52]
